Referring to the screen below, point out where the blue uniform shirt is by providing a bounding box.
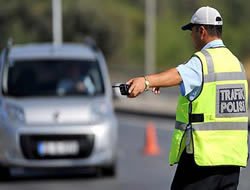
[177,40,225,100]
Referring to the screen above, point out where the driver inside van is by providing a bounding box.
[57,65,95,96]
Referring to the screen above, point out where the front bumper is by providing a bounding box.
[0,120,118,168]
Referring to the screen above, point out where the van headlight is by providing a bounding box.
[93,103,109,115]
[90,103,110,123]
[2,103,25,123]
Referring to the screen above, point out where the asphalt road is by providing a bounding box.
[0,112,249,190]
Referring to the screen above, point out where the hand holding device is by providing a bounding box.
[112,84,131,95]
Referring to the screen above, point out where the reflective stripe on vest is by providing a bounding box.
[175,121,248,131]
[201,49,247,82]
[201,49,214,73]
[204,72,246,82]
[192,122,248,131]
[175,121,186,131]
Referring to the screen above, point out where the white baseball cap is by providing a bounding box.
[182,6,223,30]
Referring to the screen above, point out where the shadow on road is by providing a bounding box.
[0,167,114,183]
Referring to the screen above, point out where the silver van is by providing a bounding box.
[0,41,118,179]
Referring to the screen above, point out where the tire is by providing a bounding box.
[97,163,117,178]
[0,165,11,181]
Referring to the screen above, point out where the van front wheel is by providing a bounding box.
[96,163,116,178]
[0,165,11,181]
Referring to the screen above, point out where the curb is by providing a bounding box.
[113,93,177,119]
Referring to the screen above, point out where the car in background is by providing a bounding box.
[0,40,118,180]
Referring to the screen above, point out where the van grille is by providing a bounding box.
[20,134,94,160]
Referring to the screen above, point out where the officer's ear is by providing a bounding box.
[199,25,207,39]
[199,26,206,34]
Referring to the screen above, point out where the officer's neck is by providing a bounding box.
[200,36,222,50]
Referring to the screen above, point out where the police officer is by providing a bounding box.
[126,6,248,190]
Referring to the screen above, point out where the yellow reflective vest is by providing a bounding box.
[169,47,248,167]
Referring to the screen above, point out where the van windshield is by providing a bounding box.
[4,59,105,97]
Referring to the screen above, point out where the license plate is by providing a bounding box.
[37,141,80,156]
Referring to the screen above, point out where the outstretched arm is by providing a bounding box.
[126,68,182,98]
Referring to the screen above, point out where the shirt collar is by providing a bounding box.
[201,39,225,50]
